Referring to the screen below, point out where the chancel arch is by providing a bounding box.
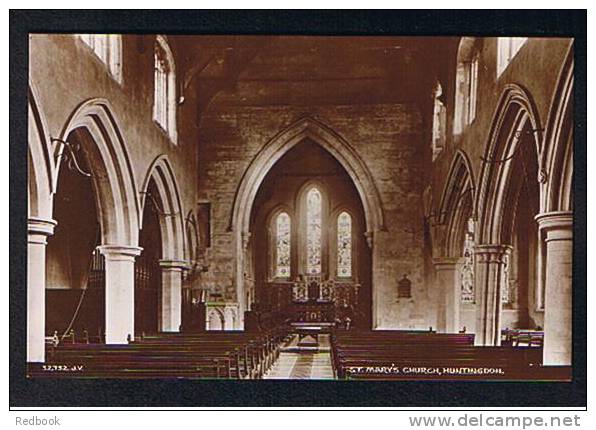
[231,117,384,325]
[249,139,372,328]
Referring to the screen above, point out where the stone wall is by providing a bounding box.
[29,34,198,244]
[198,103,434,329]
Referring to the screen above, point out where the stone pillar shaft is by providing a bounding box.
[99,245,142,344]
[159,260,186,332]
[433,257,459,333]
[27,217,57,363]
[536,211,573,366]
[474,244,511,346]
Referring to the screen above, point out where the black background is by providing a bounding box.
[9,9,587,408]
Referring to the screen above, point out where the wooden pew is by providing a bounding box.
[330,330,550,380]
[501,328,544,347]
[29,328,289,380]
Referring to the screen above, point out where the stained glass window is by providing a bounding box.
[461,218,475,303]
[275,212,291,278]
[337,211,352,277]
[306,188,322,275]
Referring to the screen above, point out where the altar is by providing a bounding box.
[250,277,361,332]
[291,321,335,344]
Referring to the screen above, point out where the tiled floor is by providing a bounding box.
[264,334,335,379]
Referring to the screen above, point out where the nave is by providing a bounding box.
[26,34,575,382]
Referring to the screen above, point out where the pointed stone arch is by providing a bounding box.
[475,84,542,245]
[231,116,385,234]
[140,154,186,261]
[28,96,144,354]
[473,84,542,346]
[57,98,141,248]
[28,83,56,222]
[230,116,385,325]
[207,307,225,331]
[438,150,476,257]
[541,44,574,214]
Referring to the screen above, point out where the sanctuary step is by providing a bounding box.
[281,333,331,352]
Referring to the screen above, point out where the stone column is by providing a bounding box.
[27,217,57,362]
[535,211,573,365]
[99,245,142,344]
[474,244,511,346]
[159,259,187,332]
[433,257,460,333]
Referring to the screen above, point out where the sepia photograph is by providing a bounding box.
[10,9,586,409]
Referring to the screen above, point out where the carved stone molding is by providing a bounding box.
[535,211,573,242]
[27,217,57,245]
[474,244,512,264]
[98,245,143,262]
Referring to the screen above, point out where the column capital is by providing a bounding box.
[159,259,189,270]
[474,244,512,263]
[28,217,57,244]
[433,256,460,270]
[98,245,143,261]
[535,211,573,237]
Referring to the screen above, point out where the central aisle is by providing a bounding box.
[264,334,335,379]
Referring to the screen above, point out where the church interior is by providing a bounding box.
[26,34,574,380]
